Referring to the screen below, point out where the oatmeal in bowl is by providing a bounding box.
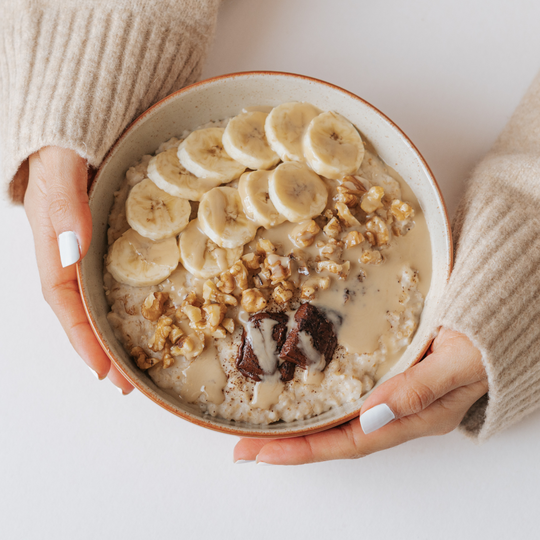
[79,72,451,437]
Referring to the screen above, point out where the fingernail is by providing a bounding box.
[58,231,80,267]
[256,459,275,466]
[234,459,255,464]
[360,404,395,434]
[88,366,106,381]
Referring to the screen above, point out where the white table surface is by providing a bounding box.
[2,1,540,538]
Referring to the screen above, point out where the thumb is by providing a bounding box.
[359,331,485,434]
[39,146,92,267]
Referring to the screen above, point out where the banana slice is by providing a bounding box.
[303,111,364,180]
[178,127,246,183]
[147,147,221,201]
[179,219,243,279]
[238,170,286,229]
[107,229,180,287]
[198,186,259,249]
[126,178,191,241]
[268,162,327,223]
[222,111,280,170]
[265,102,321,162]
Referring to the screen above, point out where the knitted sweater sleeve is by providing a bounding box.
[437,72,540,441]
[0,0,221,203]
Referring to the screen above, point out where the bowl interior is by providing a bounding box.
[80,72,451,437]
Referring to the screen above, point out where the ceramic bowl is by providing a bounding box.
[78,71,452,438]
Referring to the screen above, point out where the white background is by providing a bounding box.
[1,1,540,538]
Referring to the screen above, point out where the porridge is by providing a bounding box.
[104,102,432,424]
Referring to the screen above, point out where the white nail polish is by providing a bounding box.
[58,231,80,268]
[88,366,99,379]
[360,404,395,434]
[234,459,255,464]
[256,461,275,466]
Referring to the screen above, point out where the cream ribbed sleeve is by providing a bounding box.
[0,0,221,203]
[437,72,540,441]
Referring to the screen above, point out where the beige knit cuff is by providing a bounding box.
[437,153,540,442]
[1,0,221,203]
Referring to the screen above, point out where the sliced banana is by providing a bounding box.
[238,170,286,229]
[147,147,221,201]
[198,186,258,249]
[126,178,191,241]
[107,229,180,287]
[303,111,364,180]
[268,162,328,223]
[179,219,243,279]
[222,111,280,170]
[178,127,246,183]
[265,102,321,162]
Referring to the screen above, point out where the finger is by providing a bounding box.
[24,167,112,379]
[359,330,486,433]
[38,146,92,267]
[108,363,134,395]
[236,380,487,465]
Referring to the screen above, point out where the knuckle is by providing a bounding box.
[48,194,72,224]
[403,380,435,414]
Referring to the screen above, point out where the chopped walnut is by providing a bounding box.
[273,281,295,305]
[361,186,385,214]
[336,202,360,227]
[323,208,335,220]
[141,292,169,321]
[202,280,238,306]
[148,316,173,352]
[336,186,358,207]
[162,345,175,369]
[289,220,321,248]
[323,217,342,239]
[316,260,350,279]
[170,332,204,360]
[216,271,235,294]
[256,238,277,255]
[300,276,331,300]
[229,260,249,290]
[342,175,368,194]
[212,326,227,339]
[360,249,383,265]
[169,324,184,344]
[131,346,159,370]
[241,288,267,313]
[318,239,343,261]
[389,199,415,221]
[253,270,271,288]
[202,303,226,328]
[183,305,203,324]
[242,252,261,270]
[222,318,235,334]
[344,230,364,249]
[366,216,390,246]
[265,255,291,284]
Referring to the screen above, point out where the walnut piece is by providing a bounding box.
[366,216,390,246]
[256,238,277,255]
[169,324,184,344]
[323,217,342,239]
[389,199,415,221]
[242,252,261,270]
[241,288,267,313]
[300,276,331,300]
[344,230,364,249]
[183,305,203,324]
[318,239,343,261]
[273,281,295,305]
[336,185,358,207]
[170,332,204,360]
[316,260,350,279]
[216,271,235,294]
[361,186,385,214]
[202,280,238,306]
[336,202,360,227]
[202,303,226,328]
[131,346,159,370]
[229,260,249,290]
[360,249,383,265]
[148,315,173,352]
[265,254,291,284]
[141,292,169,321]
[162,345,175,369]
[289,220,321,248]
[222,318,235,334]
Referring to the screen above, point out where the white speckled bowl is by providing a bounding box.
[78,72,452,438]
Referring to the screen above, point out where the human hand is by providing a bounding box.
[234,328,487,465]
[24,147,133,393]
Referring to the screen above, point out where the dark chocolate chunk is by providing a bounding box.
[278,303,337,370]
[236,312,294,382]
